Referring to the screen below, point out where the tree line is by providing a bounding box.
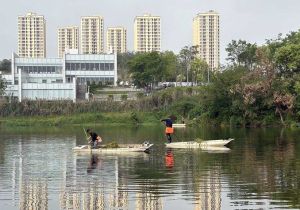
[117,47,209,88]
[1,30,300,127]
[119,30,300,126]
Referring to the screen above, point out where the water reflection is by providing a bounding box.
[86,155,102,173]
[0,126,299,210]
[165,149,174,169]
[20,180,48,210]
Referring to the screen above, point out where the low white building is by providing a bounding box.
[3,52,117,102]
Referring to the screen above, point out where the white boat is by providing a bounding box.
[172,124,186,128]
[165,138,234,149]
[73,142,154,154]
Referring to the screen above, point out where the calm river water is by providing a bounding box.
[0,125,299,210]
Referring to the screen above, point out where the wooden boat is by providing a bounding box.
[172,123,186,128]
[165,138,234,149]
[73,142,154,154]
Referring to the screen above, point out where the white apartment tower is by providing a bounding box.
[80,16,104,54]
[193,10,220,70]
[18,12,46,58]
[134,14,161,52]
[58,26,79,58]
[107,27,127,53]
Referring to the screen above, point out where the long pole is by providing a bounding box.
[83,128,92,152]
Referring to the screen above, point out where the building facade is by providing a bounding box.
[193,10,220,70]
[58,26,79,58]
[106,27,127,53]
[3,52,117,101]
[134,14,161,52]
[18,12,46,58]
[80,16,104,54]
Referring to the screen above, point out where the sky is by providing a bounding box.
[0,0,300,64]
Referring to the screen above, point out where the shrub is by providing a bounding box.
[188,105,204,119]
[262,115,276,127]
[136,92,144,99]
[107,95,114,101]
[121,94,128,101]
[130,112,140,124]
[230,116,244,127]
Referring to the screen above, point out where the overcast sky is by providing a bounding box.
[0,0,299,63]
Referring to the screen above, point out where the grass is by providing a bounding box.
[0,112,161,127]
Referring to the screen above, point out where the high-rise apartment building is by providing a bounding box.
[58,26,79,58]
[134,14,161,52]
[193,10,220,70]
[107,27,127,53]
[80,16,104,54]
[18,12,46,58]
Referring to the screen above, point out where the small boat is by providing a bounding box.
[172,124,186,128]
[73,142,154,154]
[165,138,234,149]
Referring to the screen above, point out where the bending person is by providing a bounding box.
[86,129,102,149]
[161,117,174,143]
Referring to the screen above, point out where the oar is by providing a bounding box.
[83,127,88,138]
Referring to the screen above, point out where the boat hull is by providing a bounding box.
[165,138,234,149]
[73,143,153,154]
[172,124,186,128]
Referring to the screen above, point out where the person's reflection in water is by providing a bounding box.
[165,148,174,168]
[87,154,102,173]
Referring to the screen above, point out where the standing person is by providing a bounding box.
[161,117,174,143]
[86,129,102,149]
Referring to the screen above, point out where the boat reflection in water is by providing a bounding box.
[59,152,163,210]
[1,127,300,209]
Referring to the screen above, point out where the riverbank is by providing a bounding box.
[1,111,298,128]
[0,112,162,127]
[0,86,299,128]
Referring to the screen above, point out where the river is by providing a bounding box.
[0,125,299,210]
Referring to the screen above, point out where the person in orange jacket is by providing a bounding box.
[161,117,174,143]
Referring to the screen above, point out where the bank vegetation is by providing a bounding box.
[1,30,300,127]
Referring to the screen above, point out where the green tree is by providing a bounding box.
[0,77,6,96]
[117,52,135,82]
[274,44,300,76]
[178,46,198,82]
[176,74,185,86]
[190,58,209,84]
[226,40,257,69]
[161,51,178,81]
[128,52,165,89]
[0,59,11,74]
